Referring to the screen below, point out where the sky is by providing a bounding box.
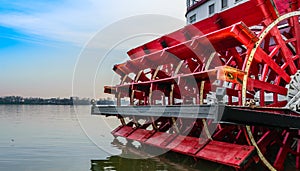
[0,0,186,98]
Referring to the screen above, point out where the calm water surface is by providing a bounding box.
[0,105,108,171]
[0,105,234,171]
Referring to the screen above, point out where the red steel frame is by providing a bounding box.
[102,0,300,170]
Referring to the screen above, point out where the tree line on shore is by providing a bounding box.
[0,96,114,105]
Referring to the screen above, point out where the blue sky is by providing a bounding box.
[0,0,186,98]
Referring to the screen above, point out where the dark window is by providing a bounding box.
[189,14,197,24]
[235,0,243,3]
[187,0,200,8]
[187,0,191,7]
[209,4,215,15]
[192,0,199,5]
[222,0,228,8]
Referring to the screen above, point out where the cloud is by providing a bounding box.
[0,6,94,46]
[0,0,186,46]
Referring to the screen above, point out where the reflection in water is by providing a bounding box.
[91,156,171,171]
[91,138,235,171]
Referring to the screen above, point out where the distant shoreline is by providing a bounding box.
[0,96,114,106]
[0,103,89,105]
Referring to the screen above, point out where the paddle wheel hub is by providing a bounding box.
[287,70,300,111]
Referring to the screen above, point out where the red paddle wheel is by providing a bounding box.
[92,0,300,170]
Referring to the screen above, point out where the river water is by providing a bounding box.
[0,105,235,171]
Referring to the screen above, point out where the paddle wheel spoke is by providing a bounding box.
[273,132,294,170]
[248,78,287,95]
[290,16,300,55]
[269,27,297,74]
[255,47,291,83]
[297,130,300,169]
